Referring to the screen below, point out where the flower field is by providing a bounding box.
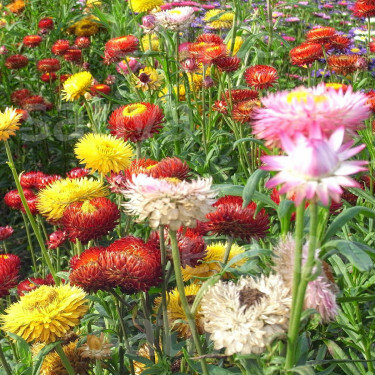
[1,0,375,374]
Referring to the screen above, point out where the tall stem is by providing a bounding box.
[136,141,142,161]
[0,341,12,375]
[83,97,99,133]
[20,212,37,275]
[223,236,234,265]
[169,230,209,375]
[4,140,58,285]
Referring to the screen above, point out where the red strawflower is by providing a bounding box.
[63,48,82,63]
[35,174,62,190]
[5,54,28,69]
[324,83,349,93]
[60,74,71,83]
[21,96,52,112]
[17,277,50,296]
[66,167,90,179]
[331,35,351,51]
[90,84,111,97]
[213,89,259,114]
[41,73,57,82]
[37,58,60,73]
[15,109,29,122]
[180,58,199,73]
[290,43,323,66]
[231,99,261,123]
[327,54,368,75]
[98,236,161,293]
[23,35,43,48]
[20,171,46,189]
[366,90,375,113]
[11,89,31,105]
[47,229,68,249]
[206,195,270,240]
[108,102,164,142]
[38,17,54,30]
[196,34,224,44]
[213,56,241,72]
[352,0,375,18]
[20,196,39,215]
[0,226,14,241]
[0,254,20,298]
[149,157,190,181]
[61,197,120,244]
[306,27,337,45]
[244,65,278,90]
[190,42,227,65]
[4,188,36,210]
[51,39,70,56]
[74,36,91,49]
[104,35,139,64]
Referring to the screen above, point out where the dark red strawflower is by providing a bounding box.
[51,39,70,56]
[66,167,90,179]
[352,0,375,18]
[90,84,111,97]
[206,195,270,240]
[23,35,43,48]
[98,237,161,293]
[35,174,62,190]
[11,89,31,105]
[61,197,120,244]
[108,102,164,142]
[366,91,375,113]
[245,65,278,90]
[5,54,28,69]
[41,73,57,82]
[20,171,46,189]
[213,89,259,114]
[0,226,14,241]
[75,36,91,49]
[4,188,36,210]
[331,35,351,51]
[20,196,39,215]
[47,229,68,249]
[104,35,139,64]
[21,96,52,112]
[38,17,54,30]
[37,58,60,73]
[214,56,241,72]
[0,254,20,298]
[17,277,50,296]
[290,43,323,66]
[196,34,224,44]
[306,27,337,45]
[63,48,82,63]
[231,99,261,123]
[327,54,368,75]
[370,40,375,53]
[149,157,190,181]
[60,74,71,83]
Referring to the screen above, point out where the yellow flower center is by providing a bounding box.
[165,177,181,184]
[351,48,360,53]
[325,83,344,90]
[0,255,9,260]
[122,104,147,117]
[81,200,97,214]
[170,9,182,14]
[286,91,327,104]
[24,288,58,311]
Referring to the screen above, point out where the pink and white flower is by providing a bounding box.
[261,127,367,205]
[154,7,195,31]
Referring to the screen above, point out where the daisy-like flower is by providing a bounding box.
[134,66,163,91]
[202,275,291,355]
[51,40,70,56]
[108,102,164,142]
[0,107,22,141]
[327,54,368,76]
[253,84,370,147]
[214,56,241,72]
[17,277,53,296]
[5,54,28,69]
[38,17,54,30]
[104,35,138,64]
[1,284,88,343]
[23,35,43,48]
[67,17,100,37]
[154,7,195,31]
[289,43,323,66]
[262,127,367,205]
[306,27,337,45]
[244,65,278,90]
[74,133,133,174]
[129,0,164,13]
[206,196,269,240]
[203,9,234,29]
[182,242,246,282]
[232,99,261,123]
[62,71,93,101]
[47,229,67,249]
[0,254,20,298]
[37,58,61,73]
[154,283,203,338]
[122,174,216,231]
[352,0,375,18]
[36,177,108,221]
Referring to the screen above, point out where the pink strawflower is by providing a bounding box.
[0,226,14,241]
[154,7,195,31]
[47,229,68,249]
[253,84,370,147]
[262,127,367,205]
[116,58,143,75]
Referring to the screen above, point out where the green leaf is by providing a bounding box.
[7,332,31,365]
[322,206,375,243]
[32,341,61,375]
[242,170,268,207]
[287,365,315,375]
[213,184,243,197]
[323,340,360,375]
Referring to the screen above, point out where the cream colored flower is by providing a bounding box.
[154,7,195,31]
[201,274,291,355]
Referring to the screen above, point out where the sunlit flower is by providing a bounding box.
[226,36,243,55]
[104,35,139,64]
[261,127,367,205]
[36,178,108,221]
[129,0,164,13]
[63,49,82,64]
[306,27,337,45]
[204,9,234,29]
[1,284,88,343]
[134,66,163,91]
[67,17,100,37]
[38,17,54,30]
[122,174,216,231]
[62,71,93,101]
[51,40,70,56]
[0,107,22,141]
[90,84,111,96]
[47,229,67,249]
[214,56,241,72]
[4,188,36,210]
[245,65,278,90]
[17,277,52,296]
[352,0,375,18]
[201,274,291,355]
[289,43,323,66]
[327,54,368,75]
[23,35,43,48]
[154,7,195,30]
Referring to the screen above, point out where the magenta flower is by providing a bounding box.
[253,84,370,147]
[262,127,367,205]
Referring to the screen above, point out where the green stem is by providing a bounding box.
[83,97,99,133]
[55,342,75,375]
[169,230,209,375]
[20,212,37,275]
[223,236,234,265]
[4,140,58,285]
[0,341,12,375]
[2,241,8,254]
[136,141,142,161]
[285,202,318,370]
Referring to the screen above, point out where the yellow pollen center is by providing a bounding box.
[326,83,343,90]
[165,177,181,184]
[122,104,147,117]
[351,48,360,53]
[286,91,327,104]
[81,200,97,214]
[0,255,9,260]
[24,288,58,311]
[170,10,182,14]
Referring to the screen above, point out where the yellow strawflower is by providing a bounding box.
[204,9,234,29]
[62,71,93,101]
[0,107,22,141]
[1,285,88,343]
[226,36,244,55]
[129,0,164,13]
[74,133,133,174]
[67,16,100,36]
[141,33,160,51]
[37,177,108,221]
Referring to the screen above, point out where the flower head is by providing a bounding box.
[327,54,368,76]
[17,277,53,296]
[37,58,61,73]
[5,54,28,69]
[23,35,43,48]
[62,71,93,101]
[122,174,216,231]
[104,35,138,64]
[201,275,291,355]
[204,9,234,29]
[262,128,367,205]
[1,284,88,343]
[0,254,20,298]
[0,107,22,141]
[129,0,164,13]
[80,333,112,359]
[244,65,278,90]
[37,177,108,221]
[0,226,14,241]
[154,7,195,30]
[134,66,163,91]
[289,43,323,66]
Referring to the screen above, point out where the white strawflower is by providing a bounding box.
[154,7,195,31]
[121,174,216,231]
[201,274,291,355]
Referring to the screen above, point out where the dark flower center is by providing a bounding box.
[139,73,151,83]
[239,287,265,310]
